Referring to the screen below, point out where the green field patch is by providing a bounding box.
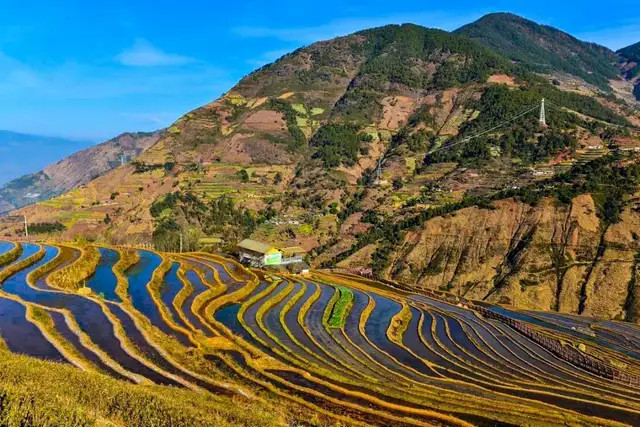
[327,286,354,328]
[291,103,307,115]
[310,107,324,116]
[295,116,310,127]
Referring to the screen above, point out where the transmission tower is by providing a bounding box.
[120,153,126,166]
[539,98,547,127]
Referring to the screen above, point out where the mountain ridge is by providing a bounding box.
[0,130,93,187]
[0,131,162,214]
[3,15,640,320]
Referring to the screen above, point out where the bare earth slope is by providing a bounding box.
[4,19,640,321]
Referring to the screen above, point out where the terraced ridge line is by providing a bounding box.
[24,304,93,371]
[188,266,226,336]
[276,280,496,417]
[175,266,218,337]
[4,245,203,388]
[179,256,234,336]
[110,250,245,396]
[306,281,402,382]
[26,245,147,383]
[26,245,203,388]
[415,296,640,414]
[46,243,99,291]
[145,257,199,348]
[256,280,378,387]
[278,279,376,381]
[0,244,46,282]
[300,280,426,393]
[205,268,261,346]
[318,274,636,424]
[0,295,67,363]
[224,280,476,426]
[0,241,22,267]
[476,305,640,386]
[213,349,394,427]
[24,246,177,385]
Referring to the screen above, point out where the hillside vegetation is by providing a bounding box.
[2,15,640,320]
[455,13,620,90]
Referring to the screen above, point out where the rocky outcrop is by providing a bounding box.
[378,195,640,320]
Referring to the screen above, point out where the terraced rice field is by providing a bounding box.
[1,241,640,425]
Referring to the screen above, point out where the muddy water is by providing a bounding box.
[126,250,191,346]
[0,296,66,362]
[1,245,180,385]
[160,263,188,330]
[86,247,121,302]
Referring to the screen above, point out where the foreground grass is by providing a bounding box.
[0,343,288,427]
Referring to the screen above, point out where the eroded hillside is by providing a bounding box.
[3,18,640,321]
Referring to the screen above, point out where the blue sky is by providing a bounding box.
[1,0,639,142]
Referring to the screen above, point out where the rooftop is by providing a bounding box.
[237,239,278,254]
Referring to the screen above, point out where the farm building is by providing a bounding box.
[237,239,282,267]
[281,246,306,264]
[236,239,309,272]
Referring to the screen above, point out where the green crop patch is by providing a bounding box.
[327,286,354,328]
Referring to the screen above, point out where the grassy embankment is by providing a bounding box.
[0,340,289,426]
[47,243,99,291]
[0,242,22,267]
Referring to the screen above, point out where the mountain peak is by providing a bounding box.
[455,13,619,90]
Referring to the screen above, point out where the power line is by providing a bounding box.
[545,99,640,132]
[425,103,541,157]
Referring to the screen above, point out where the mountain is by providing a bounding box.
[0,131,92,187]
[0,131,162,214]
[618,41,640,98]
[4,18,640,320]
[454,13,622,92]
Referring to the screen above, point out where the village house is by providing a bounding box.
[237,239,310,274]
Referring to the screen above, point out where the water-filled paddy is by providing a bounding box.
[2,241,640,425]
[86,247,121,302]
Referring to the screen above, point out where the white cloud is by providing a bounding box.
[0,49,234,139]
[232,11,486,44]
[115,39,195,67]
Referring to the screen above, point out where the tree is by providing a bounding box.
[392,177,404,190]
[239,169,249,183]
[273,172,283,184]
